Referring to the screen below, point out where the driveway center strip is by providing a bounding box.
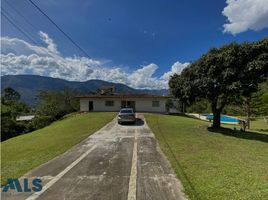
[127,128,138,200]
[25,144,97,200]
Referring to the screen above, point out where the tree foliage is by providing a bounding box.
[169,38,268,128]
[1,88,30,141]
[2,87,20,103]
[36,88,79,121]
[186,98,211,114]
[1,87,80,141]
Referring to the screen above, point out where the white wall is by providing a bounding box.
[80,98,90,112]
[80,98,121,112]
[135,99,166,112]
[80,98,166,112]
[93,98,121,112]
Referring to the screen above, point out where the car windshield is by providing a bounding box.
[120,109,133,113]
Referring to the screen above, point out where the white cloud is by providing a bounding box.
[1,32,188,89]
[222,0,268,34]
[129,64,164,89]
[1,36,53,57]
[161,61,189,81]
[39,31,59,55]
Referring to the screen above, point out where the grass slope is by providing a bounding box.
[249,117,268,133]
[223,117,268,135]
[145,114,268,200]
[1,112,115,185]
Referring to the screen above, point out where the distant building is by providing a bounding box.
[78,86,167,113]
[16,115,35,121]
[99,85,116,95]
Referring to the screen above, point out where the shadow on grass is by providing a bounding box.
[208,127,268,143]
[168,113,196,119]
[257,129,268,132]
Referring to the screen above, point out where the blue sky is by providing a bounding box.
[1,0,268,89]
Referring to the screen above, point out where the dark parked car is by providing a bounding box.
[118,108,136,124]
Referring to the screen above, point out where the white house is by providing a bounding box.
[78,93,167,113]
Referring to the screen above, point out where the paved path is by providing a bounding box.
[2,114,187,200]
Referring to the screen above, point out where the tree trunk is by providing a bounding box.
[246,114,250,129]
[211,100,221,128]
[212,110,221,128]
[246,97,251,129]
[181,102,186,113]
[264,116,268,124]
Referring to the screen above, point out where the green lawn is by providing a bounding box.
[1,112,115,185]
[250,117,268,132]
[145,114,268,200]
[223,117,268,135]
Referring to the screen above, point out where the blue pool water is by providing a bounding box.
[202,114,239,123]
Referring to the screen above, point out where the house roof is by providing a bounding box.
[77,93,168,99]
[16,115,35,121]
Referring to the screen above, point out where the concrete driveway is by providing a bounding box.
[2,114,187,200]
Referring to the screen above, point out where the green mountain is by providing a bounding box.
[1,75,168,105]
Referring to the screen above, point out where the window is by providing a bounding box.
[105,100,114,107]
[152,101,160,107]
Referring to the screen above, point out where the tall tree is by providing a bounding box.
[240,94,262,129]
[169,39,268,128]
[1,88,30,141]
[2,87,20,103]
[36,88,79,120]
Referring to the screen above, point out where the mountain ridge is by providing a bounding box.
[1,75,168,105]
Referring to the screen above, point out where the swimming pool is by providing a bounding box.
[202,114,239,124]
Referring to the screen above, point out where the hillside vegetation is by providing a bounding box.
[1,112,115,185]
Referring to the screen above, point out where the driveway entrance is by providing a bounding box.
[2,114,186,200]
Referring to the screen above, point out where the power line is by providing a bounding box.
[3,0,40,32]
[1,9,40,46]
[2,0,43,47]
[27,0,91,58]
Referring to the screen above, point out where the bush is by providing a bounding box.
[32,116,53,129]
[36,89,79,121]
[165,99,174,112]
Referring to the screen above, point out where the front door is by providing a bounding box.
[121,100,135,110]
[88,101,93,111]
